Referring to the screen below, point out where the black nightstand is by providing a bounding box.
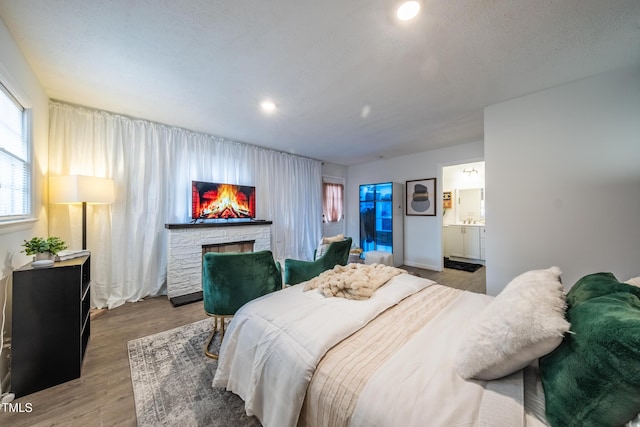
[11,256,91,397]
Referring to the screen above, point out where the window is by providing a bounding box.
[322,181,344,223]
[0,83,31,222]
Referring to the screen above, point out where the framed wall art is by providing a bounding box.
[442,191,452,209]
[406,178,436,216]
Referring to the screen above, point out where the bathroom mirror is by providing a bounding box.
[457,188,484,223]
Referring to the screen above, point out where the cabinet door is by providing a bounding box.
[445,226,465,258]
[443,226,452,257]
[463,226,481,259]
[375,200,393,251]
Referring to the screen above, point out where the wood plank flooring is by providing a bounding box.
[0,266,484,426]
[402,264,486,294]
[1,297,205,427]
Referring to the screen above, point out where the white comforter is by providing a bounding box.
[213,273,435,427]
[213,273,531,427]
[350,291,525,427]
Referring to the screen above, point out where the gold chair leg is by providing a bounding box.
[204,316,219,359]
[204,314,232,359]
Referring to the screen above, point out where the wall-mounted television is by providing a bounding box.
[191,181,256,220]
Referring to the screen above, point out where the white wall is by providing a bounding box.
[321,162,347,180]
[0,18,50,394]
[347,140,484,270]
[485,65,640,295]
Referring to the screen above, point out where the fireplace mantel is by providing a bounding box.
[165,221,272,306]
[165,220,272,229]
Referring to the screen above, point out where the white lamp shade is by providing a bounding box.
[49,175,115,204]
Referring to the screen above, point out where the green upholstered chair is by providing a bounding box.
[284,237,352,286]
[202,250,282,358]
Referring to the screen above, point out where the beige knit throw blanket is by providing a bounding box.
[303,263,407,300]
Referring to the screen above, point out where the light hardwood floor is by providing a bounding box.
[0,265,484,426]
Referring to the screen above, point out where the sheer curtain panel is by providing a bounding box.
[49,102,322,309]
[322,182,344,222]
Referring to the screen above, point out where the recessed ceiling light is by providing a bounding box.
[397,1,420,21]
[260,100,276,113]
[361,105,371,119]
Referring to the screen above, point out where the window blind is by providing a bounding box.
[0,83,31,221]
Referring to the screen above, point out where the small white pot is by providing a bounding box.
[34,252,54,261]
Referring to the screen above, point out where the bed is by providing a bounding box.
[213,264,640,427]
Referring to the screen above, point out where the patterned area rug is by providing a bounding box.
[127,318,261,427]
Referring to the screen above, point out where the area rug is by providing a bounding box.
[127,318,261,427]
[444,257,484,273]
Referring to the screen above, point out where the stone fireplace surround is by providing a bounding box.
[165,220,272,306]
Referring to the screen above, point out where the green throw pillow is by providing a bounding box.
[565,272,640,308]
[540,291,640,427]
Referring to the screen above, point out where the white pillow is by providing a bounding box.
[625,276,640,288]
[455,266,570,380]
[315,234,345,260]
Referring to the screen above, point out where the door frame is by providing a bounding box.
[438,158,485,271]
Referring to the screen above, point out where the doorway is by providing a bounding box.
[441,161,486,270]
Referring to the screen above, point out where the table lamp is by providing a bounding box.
[49,175,115,250]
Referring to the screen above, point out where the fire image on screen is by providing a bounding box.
[192,181,256,219]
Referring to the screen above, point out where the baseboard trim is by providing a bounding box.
[402,261,441,272]
[169,291,203,307]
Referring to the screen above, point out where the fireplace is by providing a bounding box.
[165,221,272,306]
[202,240,255,255]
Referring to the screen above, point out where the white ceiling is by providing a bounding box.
[1,1,639,166]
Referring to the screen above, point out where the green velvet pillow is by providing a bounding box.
[540,290,640,427]
[566,272,640,308]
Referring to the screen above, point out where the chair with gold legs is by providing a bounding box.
[202,250,282,359]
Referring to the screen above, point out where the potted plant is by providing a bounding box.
[21,236,68,260]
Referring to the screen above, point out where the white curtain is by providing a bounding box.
[48,102,322,309]
[322,182,344,222]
